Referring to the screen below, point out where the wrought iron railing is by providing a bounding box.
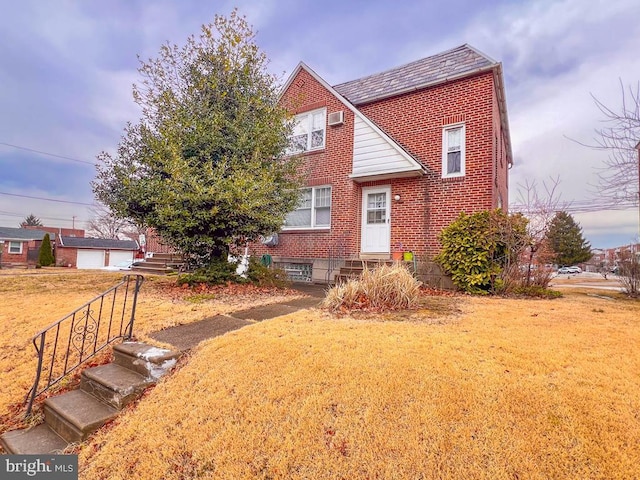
[326,234,349,284]
[24,274,144,416]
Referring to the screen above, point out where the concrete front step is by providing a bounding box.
[0,424,68,454]
[44,390,118,443]
[0,341,180,454]
[81,363,154,410]
[113,341,180,378]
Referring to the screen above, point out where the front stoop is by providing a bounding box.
[0,342,180,455]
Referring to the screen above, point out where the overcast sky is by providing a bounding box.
[1,0,639,248]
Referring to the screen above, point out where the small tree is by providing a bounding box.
[38,233,54,266]
[513,177,569,287]
[93,10,302,268]
[435,209,528,294]
[21,214,42,227]
[87,203,140,239]
[617,248,640,297]
[546,211,592,266]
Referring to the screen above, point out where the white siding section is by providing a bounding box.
[352,116,419,177]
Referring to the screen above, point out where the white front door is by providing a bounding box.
[361,186,391,254]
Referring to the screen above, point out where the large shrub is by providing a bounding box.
[435,210,528,294]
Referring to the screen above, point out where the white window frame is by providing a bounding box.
[288,108,327,154]
[8,241,22,254]
[283,185,332,230]
[442,123,466,178]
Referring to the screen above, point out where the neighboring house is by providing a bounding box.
[253,44,512,283]
[0,227,55,267]
[56,236,139,269]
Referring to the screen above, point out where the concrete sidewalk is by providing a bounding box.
[148,283,327,351]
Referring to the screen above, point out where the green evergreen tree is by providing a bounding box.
[545,211,592,266]
[92,10,302,267]
[21,213,43,227]
[38,233,54,266]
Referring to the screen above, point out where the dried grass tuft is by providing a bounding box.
[322,262,421,312]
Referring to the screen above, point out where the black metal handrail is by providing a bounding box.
[24,274,144,416]
[326,234,348,284]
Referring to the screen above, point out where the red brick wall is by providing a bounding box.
[22,225,85,237]
[254,67,361,260]
[254,68,509,261]
[1,240,30,265]
[55,246,77,268]
[358,71,503,256]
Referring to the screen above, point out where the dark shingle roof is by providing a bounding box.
[60,236,138,250]
[333,44,496,105]
[0,227,55,241]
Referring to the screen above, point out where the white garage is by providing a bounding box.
[108,250,134,267]
[76,249,106,269]
[58,236,139,270]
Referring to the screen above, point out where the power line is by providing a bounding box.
[0,191,95,206]
[0,142,97,166]
[0,211,88,223]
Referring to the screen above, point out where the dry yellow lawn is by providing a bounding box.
[1,271,639,479]
[0,270,300,419]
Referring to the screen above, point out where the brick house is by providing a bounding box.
[0,227,55,267]
[252,44,512,283]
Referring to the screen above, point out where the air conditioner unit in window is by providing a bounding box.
[327,111,344,126]
[260,234,279,247]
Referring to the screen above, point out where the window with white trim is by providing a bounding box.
[8,241,22,254]
[442,123,465,177]
[289,108,326,153]
[284,186,331,229]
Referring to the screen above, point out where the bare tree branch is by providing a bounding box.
[86,204,141,239]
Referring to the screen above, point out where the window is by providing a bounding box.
[8,241,22,254]
[289,108,326,153]
[442,124,465,177]
[284,186,331,229]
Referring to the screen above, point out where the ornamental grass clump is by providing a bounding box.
[322,262,421,312]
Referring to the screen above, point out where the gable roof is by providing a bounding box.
[333,44,496,105]
[282,44,513,169]
[281,62,427,177]
[59,236,138,250]
[0,227,55,241]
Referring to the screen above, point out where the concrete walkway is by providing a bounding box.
[149,283,327,351]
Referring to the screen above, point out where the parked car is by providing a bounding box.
[557,266,581,274]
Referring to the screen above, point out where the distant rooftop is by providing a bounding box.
[0,227,55,241]
[60,236,138,250]
[333,44,497,105]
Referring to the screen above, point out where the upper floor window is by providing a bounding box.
[284,186,331,229]
[442,123,465,178]
[289,108,326,153]
[8,241,22,254]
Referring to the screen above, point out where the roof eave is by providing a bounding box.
[349,168,426,183]
[492,63,514,167]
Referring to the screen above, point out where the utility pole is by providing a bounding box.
[72,215,76,230]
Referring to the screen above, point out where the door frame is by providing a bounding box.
[360,185,391,254]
